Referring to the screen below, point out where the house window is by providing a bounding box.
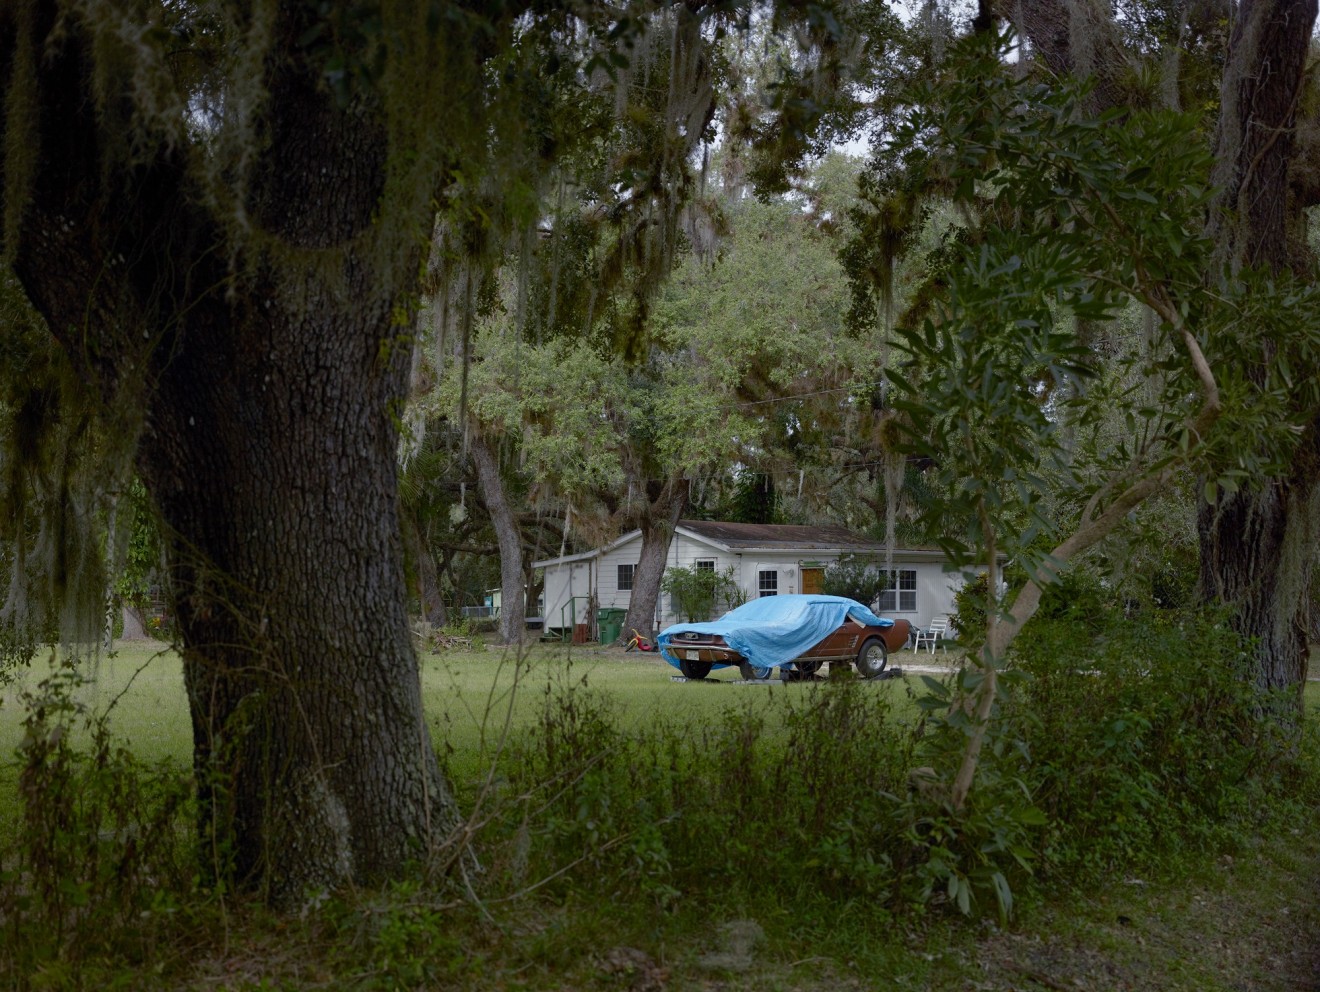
[618,563,636,591]
[758,569,778,597]
[876,569,917,612]
[695,559,716,572]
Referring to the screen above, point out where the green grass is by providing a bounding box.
[0,643,192,764]
[423,642,929,792]
[0,639,938,821]
[1,637,1312,811]
[0,638,1318,990]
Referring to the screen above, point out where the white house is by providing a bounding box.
[532,520,967,636]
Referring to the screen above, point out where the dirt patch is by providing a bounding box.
[966,832,1320,992]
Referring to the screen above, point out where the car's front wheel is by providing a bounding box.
[855,637,888,678]
[739,661,773,681]
[679,659,712,680]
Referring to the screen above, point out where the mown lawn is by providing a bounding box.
[1,637,1313,803]
[0,638,937,821]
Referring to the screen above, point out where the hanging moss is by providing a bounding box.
[0,274,137,659]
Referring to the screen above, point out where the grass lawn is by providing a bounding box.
[0,638,938,821]
[1,640,1317,991]
[1,637,1312,802]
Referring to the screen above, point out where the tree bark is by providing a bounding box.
[1206,0,1317,276]
[1018,0,1134,113]
[5,4,465,902]
[1199,0,1318,705]
[403,510,448,626]
[1019,0,1319,706]
[469,432,526,645]
[621,477,689,643]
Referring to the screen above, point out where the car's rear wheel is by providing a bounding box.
[739,661,773,681]
[855,637,888,678]
[679,659,712,680]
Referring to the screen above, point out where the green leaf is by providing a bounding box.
[920,674,951,698]
[1019,806,1048,827]
[991,871,1013,924]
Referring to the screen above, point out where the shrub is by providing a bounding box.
[661,564,740,621]
[498,666,1055,921]
[500,671,917,911]
[821,553,889,606]
[1030,566,1117,630]
[495,604,1297,924]
[951,573,990,649]
[1001,608,1268,879]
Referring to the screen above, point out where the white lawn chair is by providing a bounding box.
[913,615,949,654]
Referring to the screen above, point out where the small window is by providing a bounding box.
[876,569,917,612]
[758,569,778,597]
[695,559,716,572]
[618,563,636,591]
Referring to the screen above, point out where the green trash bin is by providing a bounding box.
[597,608,626,645]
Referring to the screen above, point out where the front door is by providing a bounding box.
[801,567,824,595]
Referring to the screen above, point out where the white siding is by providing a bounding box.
[539,529,971,634]
[658,533,744,624]
[871,561,963,629]
[916,566,964,629]
[541,560,594,630]
[596,536,644,612]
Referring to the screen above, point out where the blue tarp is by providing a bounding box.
[658,594,894,671]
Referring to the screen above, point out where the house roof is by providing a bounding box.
[533,519,940,568]
[677,520,896,552]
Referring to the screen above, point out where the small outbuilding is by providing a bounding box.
[532,520,966,637]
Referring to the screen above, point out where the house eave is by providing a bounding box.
[533,528,644,569]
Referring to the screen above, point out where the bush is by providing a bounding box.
[1030,566,1117,630]
[500,670,917,912]
[821,553,889,606]
[1000,608,1270,879]
[498,664,1063,921]
[491,605,1300,924]
[661,564,741,622]
[951,573,990,649]
[0,610,1303,985]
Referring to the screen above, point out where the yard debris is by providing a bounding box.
[412,622,474,651]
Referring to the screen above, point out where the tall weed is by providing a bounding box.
[502,674,929,914]
[0,661,197,982]
[496,610,1301,924]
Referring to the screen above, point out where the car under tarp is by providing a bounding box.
[657,594,894,671]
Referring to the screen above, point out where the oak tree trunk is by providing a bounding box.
[5,4,465,902]
[139,293,462,899]
[1199,0,1318,705]
[621,478,688,643]
[1020,0,1319,705]
[469,432,526,645]
[1017,0,1133,113]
